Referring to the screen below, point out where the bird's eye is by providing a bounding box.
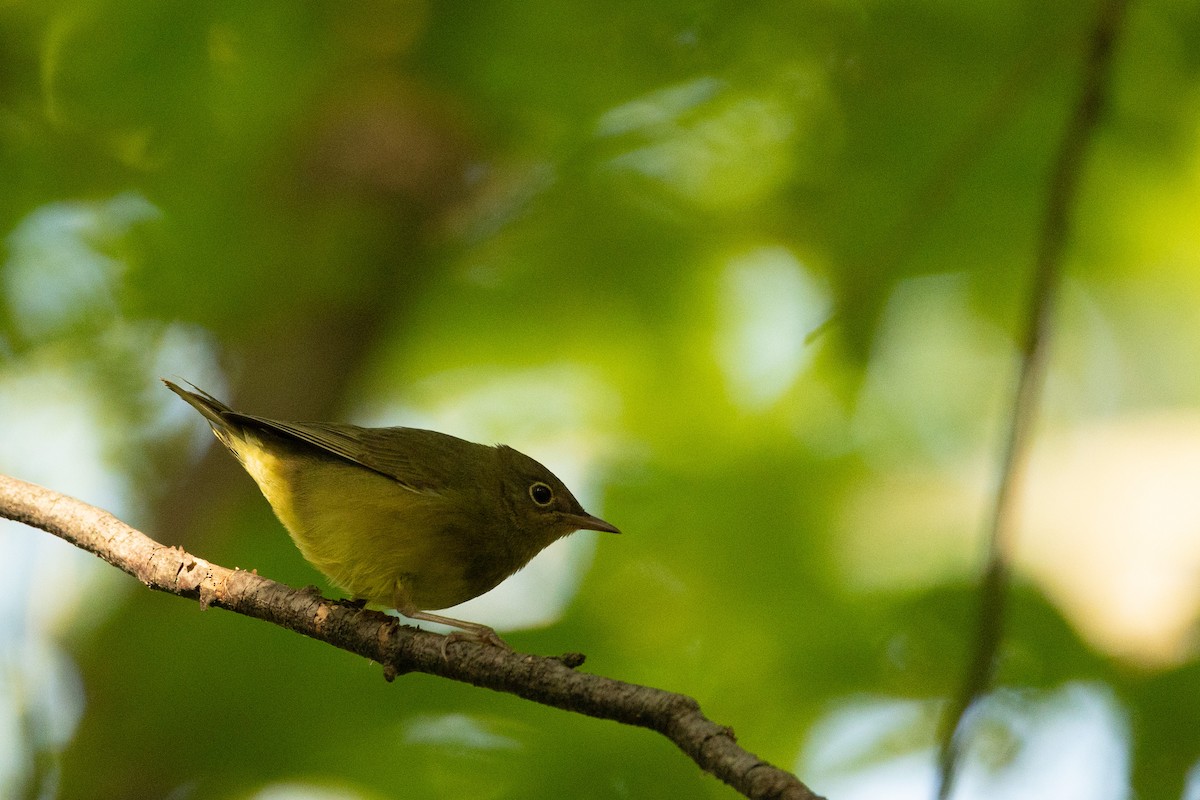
[529,482,554,506]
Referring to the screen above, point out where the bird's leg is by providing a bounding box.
[392,582,511,653]
[408,610,511,650]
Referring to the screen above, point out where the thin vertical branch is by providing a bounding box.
[936,1,1130,797]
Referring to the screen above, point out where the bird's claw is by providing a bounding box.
[439,628,512,660]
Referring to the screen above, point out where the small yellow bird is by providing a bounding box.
[165,380,619,646]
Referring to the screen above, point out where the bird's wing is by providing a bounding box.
[225,413,480,495]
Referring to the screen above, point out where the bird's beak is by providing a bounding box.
[564,512,621,534]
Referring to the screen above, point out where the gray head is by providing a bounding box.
[493,445,620,543]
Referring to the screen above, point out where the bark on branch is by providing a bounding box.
[0,473,823,800]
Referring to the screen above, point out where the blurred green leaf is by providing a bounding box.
[3,1,1200,799]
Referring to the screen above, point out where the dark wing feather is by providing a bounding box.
[224,413,484,494]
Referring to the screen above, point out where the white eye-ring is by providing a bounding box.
[529,482,554,506]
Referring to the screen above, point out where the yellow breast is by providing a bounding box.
[227,429,476,610]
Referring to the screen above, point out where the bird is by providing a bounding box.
[165,379,619,647]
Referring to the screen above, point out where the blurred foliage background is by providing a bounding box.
[3,0,1200,798]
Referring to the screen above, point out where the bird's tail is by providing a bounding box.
[162,379,235,430]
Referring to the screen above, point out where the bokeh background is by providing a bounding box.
[3,1,1200,798]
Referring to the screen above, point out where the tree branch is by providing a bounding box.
[936,1,1130,796]
[0,473,823,800]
